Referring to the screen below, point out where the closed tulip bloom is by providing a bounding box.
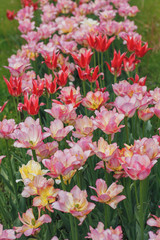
[131,137,160,161]
[120,154,157,180]
[114,95,137,118]
[0,119,16,139]
[138,108,154,121]
[72,116,96,138]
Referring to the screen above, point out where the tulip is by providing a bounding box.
[3,75,22,97]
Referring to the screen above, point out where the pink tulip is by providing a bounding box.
[114,95,137,118]
[13,117,46,149]
[86,222,123,240]
[82,91,109,111]
[92,106,125,135]
[14,208,51,238]
[90,179,126,209]
[52,185,95,225]
[72,116,96,138]
[44,119,73,141]
[0,224,16,239]
[120,154,157,180]
[92,137,118,161]
[0,119,16,139]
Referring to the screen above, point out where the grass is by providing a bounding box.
[131,0,160,89]
[0,0,22,107]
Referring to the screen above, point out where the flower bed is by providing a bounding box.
[1,0,160,239]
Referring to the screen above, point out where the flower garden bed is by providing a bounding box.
[1,0,160,239]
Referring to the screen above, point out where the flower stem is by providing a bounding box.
[114,73,117,84]
[74,217,78,240]
[69,214,75,240]
[76,170,81,189]
[103,161,110,228]
[82,80,86,97]
[32,149,38,162]
[104,204,108,229]
[140,180,144,240]
[60,175,66,191]
[125,116,129,144]
[101,52,104,87]
[134,181,139,206]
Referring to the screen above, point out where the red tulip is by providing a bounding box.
[18,93,43,115]
[44,50,59,70]
[6,10,16,20]
[46,77,57,94]
[72,49,93,69]
[32,79,44,97]
[106,50,126,77]
[3,75,22,97]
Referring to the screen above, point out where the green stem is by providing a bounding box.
[108,134,111,144]
[90,82,93,92]
[32,149,38,162]
[114,73,117,84]
[74,217,78,240]
[38,110,42,126]
[142,121,145,138]
[60,175,66,191]
[5,140,19,207]
[103,161,108,183]
[125,117,129,144]
[97,51,102,88]
[140,180,144,240]
[82,80,86,97]
[76,170,81,189]
[104,204,108,228]
[93,50,96,67]
[69,214,75,240]
[103,162,110,228]
[134,181,139,206]
[101,52,104,87]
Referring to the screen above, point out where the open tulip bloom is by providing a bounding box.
[1,0,160,239]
